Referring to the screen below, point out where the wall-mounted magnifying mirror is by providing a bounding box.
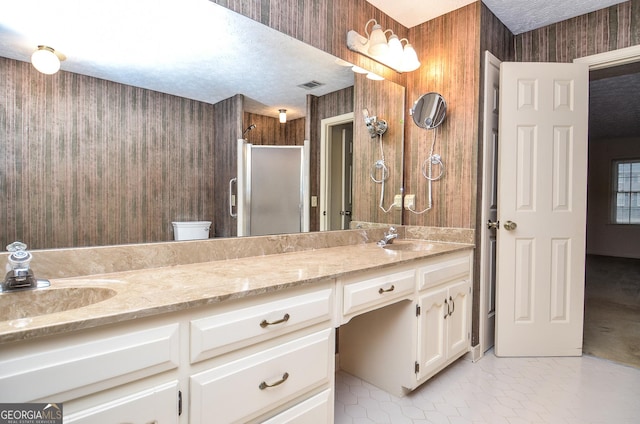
[410,92,446,129]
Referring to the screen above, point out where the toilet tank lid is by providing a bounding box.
[171,221,211,226]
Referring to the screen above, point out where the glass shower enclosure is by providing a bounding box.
[236,139,310,237]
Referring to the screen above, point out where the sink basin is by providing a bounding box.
[382,240,436,252]
[0,287,117,321]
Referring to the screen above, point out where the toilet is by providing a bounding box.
[172,221,211,241]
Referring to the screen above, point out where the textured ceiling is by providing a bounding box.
[369,0,627,33]
[0,0,354,120]
[0,0,638,138]
[482,0,626,34]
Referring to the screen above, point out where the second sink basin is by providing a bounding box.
[382,240,436,252]
[0,287,117,321]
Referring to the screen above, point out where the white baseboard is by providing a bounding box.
[467,344,482,362]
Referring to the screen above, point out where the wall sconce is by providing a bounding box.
[31,45,65,75]
[347,19,420,73]
[279,109,287,123]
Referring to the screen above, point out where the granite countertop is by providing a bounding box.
[0,240,472,344]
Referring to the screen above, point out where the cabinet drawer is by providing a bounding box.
[65,380,179,424]
[190,328,332,424]
[418,253,470,291]
[261,388,332,424]
[0,324,180,402]
[190,288,333,363]
[342,269,415,317]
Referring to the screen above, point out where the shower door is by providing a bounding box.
[237,140,310,237]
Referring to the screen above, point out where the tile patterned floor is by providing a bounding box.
[335,351,640,424]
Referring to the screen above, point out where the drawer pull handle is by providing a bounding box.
[260,313,290,328]
[378,285,395,294]
[444,298,449,319]
[259,372,289,390]
[449,296,455,316]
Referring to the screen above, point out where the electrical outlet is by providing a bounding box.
[311,196,318,207]
[393,194,403,209]
[404,194,416,210]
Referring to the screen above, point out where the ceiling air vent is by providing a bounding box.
[297,80,324,90]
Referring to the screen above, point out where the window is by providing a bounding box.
[612,160,640,224]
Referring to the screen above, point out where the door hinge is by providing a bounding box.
[178,390,182,416]
[416,304,421,316]
[414,361,420,374]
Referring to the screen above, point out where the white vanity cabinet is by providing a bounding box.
[414,250,473,386]
[0,320,182,423]
[338,250,473,397]
[0,281,335,424]
[188,282,335,424]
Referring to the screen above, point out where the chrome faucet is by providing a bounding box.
[377,227,398,246]
[1,242,50,292]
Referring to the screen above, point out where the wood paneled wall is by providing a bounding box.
[515,0,640,62]
[403,3,482,229]
[307,87,354,231]
[213,94,244,238]
[243,113,305,146]
[1,58,216,249]
[352,75,404,225]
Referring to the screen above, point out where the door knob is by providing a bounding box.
[503,220,517,231]
[487,220,499,230]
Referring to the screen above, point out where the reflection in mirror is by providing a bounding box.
[410,92,447,129]
[351,74,405,227]
[0,1,405,249]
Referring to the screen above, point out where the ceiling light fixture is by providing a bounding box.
[279,109,287,123]
[31,45,65,75]
[346,19,420,73]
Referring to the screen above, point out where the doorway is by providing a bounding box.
[580,52,640,368]
[479,45,640,363]
[320,113,354,231]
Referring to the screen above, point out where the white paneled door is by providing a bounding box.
[479,51,501,354]
[495,62,588,357]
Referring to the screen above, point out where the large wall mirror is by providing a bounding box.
[0,0,404,249]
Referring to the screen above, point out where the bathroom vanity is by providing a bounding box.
[0,234,473,423]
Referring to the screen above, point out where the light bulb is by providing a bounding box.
[401,43,421,72]
[387,34,403,63]
[31,46,61,74]
[368,23,388,56]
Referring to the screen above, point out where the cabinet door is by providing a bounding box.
[64,381,178,424]
[446,280,471,359]
[416,286,448,380]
